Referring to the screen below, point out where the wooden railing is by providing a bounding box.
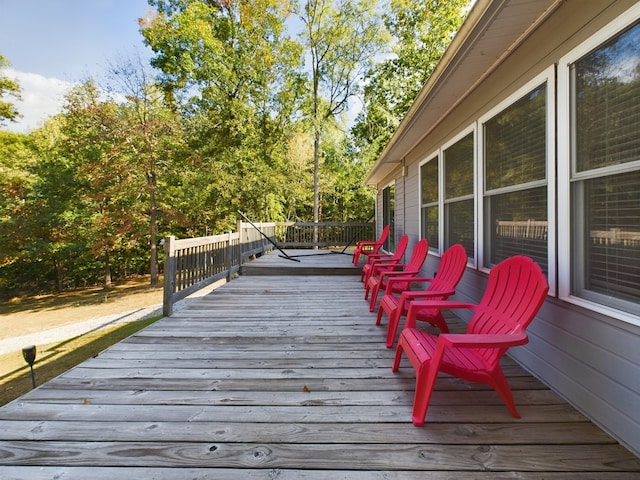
[275,221,374,248]
[495,220,640,247]
[495,220,548,240]
[590,228,640,247]
[163,221,374,315]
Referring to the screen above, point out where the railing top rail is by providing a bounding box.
[172,232,240,249]
[277,221,372,227]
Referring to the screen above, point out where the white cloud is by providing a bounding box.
[2,68,75,133]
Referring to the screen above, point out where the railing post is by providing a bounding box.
[163,235,176,317]
[237,220,244,259]
[227,230,233,282]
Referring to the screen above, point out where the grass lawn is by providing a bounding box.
[0,277,164,407]
[0,316,161,407]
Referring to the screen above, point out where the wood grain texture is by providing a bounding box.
[1,250,638,479]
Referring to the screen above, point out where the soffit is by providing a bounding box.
[365,0,563,185]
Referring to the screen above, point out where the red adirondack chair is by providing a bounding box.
[364,238,429,312]
[392,255,549,426]
[376,244,467,348]
[352,225,390,266]
[360,234,409,284]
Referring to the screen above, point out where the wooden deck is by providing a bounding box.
[1,250,639,479]
[240,247,362,275]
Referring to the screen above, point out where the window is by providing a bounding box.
[420,157,439,250]
[444,132,474,260]
[482,82,548,272]
[568,19,640,316]
[382,183,395,252]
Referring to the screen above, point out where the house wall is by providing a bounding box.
[376,0,640,456]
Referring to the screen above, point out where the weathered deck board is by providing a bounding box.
[1,251,639,479]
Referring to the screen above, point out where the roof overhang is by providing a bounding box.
[365,0,563,186]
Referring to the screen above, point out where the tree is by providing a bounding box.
[0,54,21,125]
[59,81,148,287]
[353,0,471,163]
[0,131,37,293]
[106,55,185,285]
[295,0,386,228]
[141,0,305,228]
[28,117,92,292]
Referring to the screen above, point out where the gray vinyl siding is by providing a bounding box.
[516,303,640,445]
[373,0,640,456]
[393,173,405,244]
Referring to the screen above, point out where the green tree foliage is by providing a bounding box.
[0,54,21,124]
[295,0,386,225]
[0,131,36,291]
[106,56,186,285]
[352,0,472,163]
[57,81,148,287]
[0,0,471,295]
[141,0,305,230]
[28,117,94,292]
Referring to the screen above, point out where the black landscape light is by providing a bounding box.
[22,345,37,388]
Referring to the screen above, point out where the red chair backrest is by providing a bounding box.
[389,234,409,261]
[468,255,549,366]
[406,238,428,271]
[389,239,429,291]
[375,225,390,248]
[425,244,467,297]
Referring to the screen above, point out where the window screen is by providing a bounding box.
[483,84,548,270]
[487,187,548,271]
[574,22,640,172]
[444,132,473,259]
[570,20,640,314]
[572,171,640,310]
[420,158,439,250]
[485,86,546,190]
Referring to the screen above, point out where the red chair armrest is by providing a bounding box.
[384,277,434,295]
[356,240,377,247]
[399,289,456,301]
[379,269,419,281]
[367,253,393,263]
[386,276,434,287]
[371,262,402,276]
[405,300,475,329]
[438,332,529,348]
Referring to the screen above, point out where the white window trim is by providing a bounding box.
[557,3,640,327]
[418,151,439,253]
[477,66,556,296]
[441,125,477,268]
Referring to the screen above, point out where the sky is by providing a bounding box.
[0,0,155,133]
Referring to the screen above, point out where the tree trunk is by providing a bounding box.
[313,129,320,246]
[148,169,159,286]
[53,259,63,293]
[104,249,112,287]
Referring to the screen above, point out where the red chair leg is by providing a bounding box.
[411,358,441,426]
[368,283,381,312]
[392,342,404,372]
[385,306,402,348]
[395,330,445,426]
[376,305,385,325]
[490,369,521,418]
